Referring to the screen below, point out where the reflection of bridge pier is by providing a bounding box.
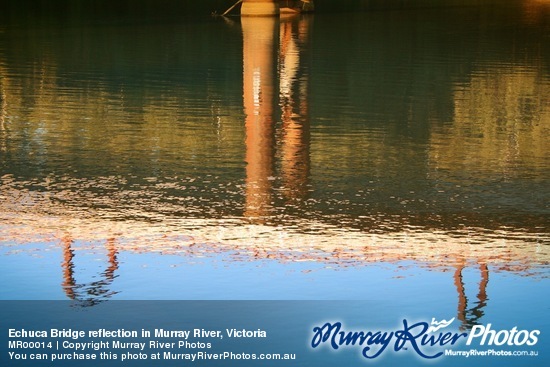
[0,69,6,154]
[279,15,311,201]
[61,236,119,306]
[242,15,312,219]
[242,17,278,219]
[454,261,489,330]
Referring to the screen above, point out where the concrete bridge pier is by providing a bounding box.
[241,0,280,16]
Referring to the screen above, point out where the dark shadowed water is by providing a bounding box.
[0,0,548,335]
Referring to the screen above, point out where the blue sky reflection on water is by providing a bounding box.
[0,236,547,324]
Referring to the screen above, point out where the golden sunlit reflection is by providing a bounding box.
[242,16,277,220]
[430,65,549,178]
[242,14,313,219]
[279,15,311,202]
[521,0,550,24]
[0,70,6,154]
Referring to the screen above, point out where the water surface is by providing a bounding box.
[0,1,548,331]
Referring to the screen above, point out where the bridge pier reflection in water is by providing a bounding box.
[61,236,119,307]
[454,262,489,330]
[279,15,311,202]
[0,72,6,154]
[242,16,277,219]
[242,15,311,219]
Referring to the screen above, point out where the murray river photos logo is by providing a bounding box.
[310,318,540,360]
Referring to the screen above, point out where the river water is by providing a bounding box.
[0,1,548,332]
